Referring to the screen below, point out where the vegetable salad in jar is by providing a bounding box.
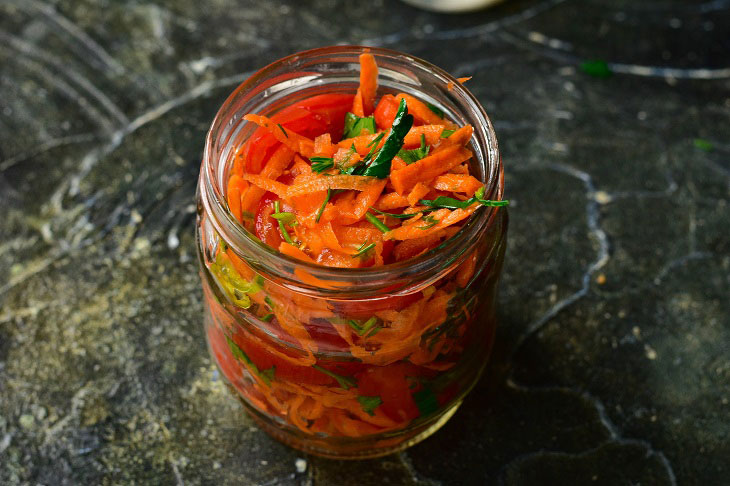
[197,46,507,458]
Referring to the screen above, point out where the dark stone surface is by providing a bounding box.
[1,0,728,484]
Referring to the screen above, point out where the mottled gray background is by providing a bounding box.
[1,0,728,484]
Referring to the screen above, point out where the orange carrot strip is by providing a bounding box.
[351,88,365,117]
[243,114,315,157]
[433,174,482,195]
[287,174,380,198]
[391,155,407,171]
[455,250,478,287]
[279,241,315,263]
[385,206,477,240]
[336,132,383,154]
[441,124,473,146]
[396,93,457,129]
[332,224,384,244]
[227,174,246,222]
[402,125,447,148]
[374,192,409,210]
[407,182,431,207]
[239,145,294,212]
[342,180,387,223]
[314,133,335,157]
[457,76,472,84]
[333,147,361,170]
[359,53,378,115]
[242,174,289,199]
[390,145,472,194]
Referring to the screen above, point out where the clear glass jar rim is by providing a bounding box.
[200,45,504,296]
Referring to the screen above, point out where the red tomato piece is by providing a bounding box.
[374,94,399,130]
[355,363,421,422]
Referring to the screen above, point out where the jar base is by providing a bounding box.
[227,381,462,459]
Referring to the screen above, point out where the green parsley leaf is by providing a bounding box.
[369,207,419,219]
[226,336,275,385]
[261,313,274,322]
[210,251,261,309]
[310,157,335,173]
[352,241,376,258]
[357,395,383,416]
[312,365,357,390]
[580,59,612,79]
[359,316,379,335]
[361,98,414,178]
[270,211,297,226]
[397,133,430,165]
[425,102,445,119]
[440,129,456,138]
[273,201,296,245]
[277,123,288,138]
[419,186,510,210]
[693,138,714,152]
[413,388,439,416]
[418,215,440,230]
[365,212,390,233]
[343,113,376,139]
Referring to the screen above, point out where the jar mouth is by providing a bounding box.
[200,45,504,297]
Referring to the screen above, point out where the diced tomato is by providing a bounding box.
[355,363,421,422]
[255,192,295,248]
[374,94,399,130]
[304,318,352,353]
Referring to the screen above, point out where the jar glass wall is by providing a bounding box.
[196,46,507,459]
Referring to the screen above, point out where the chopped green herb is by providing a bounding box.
[265,296,275,309]
[365,212,390,233]
[425,102,445,119]
[440,129,456,138]
[273,201,296,245]
[413,388,439,417]
[366,325,381,337]
[357,395,383,416]
[347,319,363,333]
[277,123,288,138]
[580,59,612,79]
[359,316,379,335]
[419,186,509,210]
[352,241,376,258]
[209,251,262,309]
[418,215,440,230]
[397,134,430,165]
[271,211,297,226]
[693,138,714,152]
[361,98,414,178]
[226,336,275,385]
[310,156,335,173]
[312,365,357,390]
[343,113,377,139]
[315,189,332,223]
[261,313,274,322]
[369,207,419,219]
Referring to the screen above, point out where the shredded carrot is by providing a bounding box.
[433,174,482,195]
[287,174,381,197]
[390,145,472,194]
[396,93,457,129]
[359,53,378,116]
[212,51,508,441]
[244,113,315,157]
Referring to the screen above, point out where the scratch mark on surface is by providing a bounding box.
[511,162,610,353]
[0,30,129,126]
[0,133,97,171]
[9,0,126,75]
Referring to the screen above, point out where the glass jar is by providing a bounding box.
[196,46,507,459]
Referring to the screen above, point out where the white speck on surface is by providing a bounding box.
[644,344,658,360]
[260,460,268,466]
[19,414,34,429]
[632,326,642,340]
[637,111,647,120]
[669,18,682,29]
[593,191,612,204]
[295,458,307,473]
[130,210,143,224]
